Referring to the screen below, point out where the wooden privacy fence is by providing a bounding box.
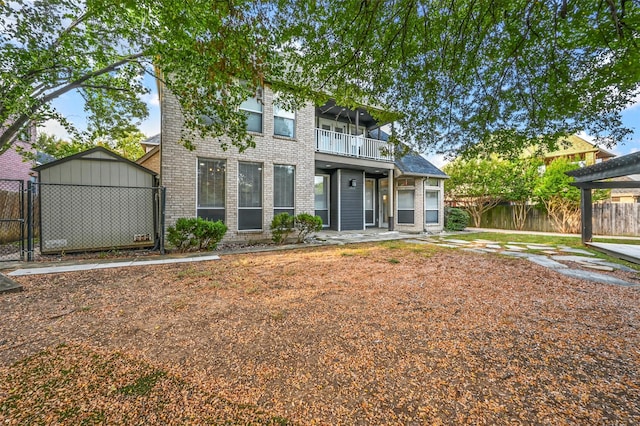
[478,203,640,236]
[0,190,23,243]
[0,189,39,244]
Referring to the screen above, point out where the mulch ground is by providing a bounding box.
[1,242,639,424]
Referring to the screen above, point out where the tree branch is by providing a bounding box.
[0,52,146,151]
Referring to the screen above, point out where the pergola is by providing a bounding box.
[567,151,640,244]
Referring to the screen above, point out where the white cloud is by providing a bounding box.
[139,115,160,138]
[37,119,70,139]
[423,153,448,169]
[140,92,160,107]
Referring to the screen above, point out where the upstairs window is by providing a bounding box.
[274,105,296,138]
[240,90,263,133]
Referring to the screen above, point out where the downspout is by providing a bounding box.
[388,172,394,231]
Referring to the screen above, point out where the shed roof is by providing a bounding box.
[33,146,157,176]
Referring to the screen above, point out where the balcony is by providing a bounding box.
[315,128,394,162]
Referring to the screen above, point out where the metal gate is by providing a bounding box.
[0,179,25,261]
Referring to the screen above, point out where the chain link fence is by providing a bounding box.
[27,182,165,259]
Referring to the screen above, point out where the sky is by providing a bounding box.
[39,74,640,169]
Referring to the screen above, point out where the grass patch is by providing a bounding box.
[339,247,370,257]
[0,344,291,425]
[452,232,640,247]
[117,370,167,396]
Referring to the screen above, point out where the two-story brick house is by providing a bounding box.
[160,84,447,241]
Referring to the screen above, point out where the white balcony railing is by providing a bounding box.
[315,128,394,162]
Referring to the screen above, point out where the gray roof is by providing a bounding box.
[142,134,160,146]
[367,128,447,177]
[395,152,448,178]
[566,151,640,182]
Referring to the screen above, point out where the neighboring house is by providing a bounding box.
[542,134,615,166]
[141,134,160,153]
[137,134,160,174]
[610,176,640,203]
[160,85,448,241]
[0,124,39,187]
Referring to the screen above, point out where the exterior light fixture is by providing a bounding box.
[349,179,357,187]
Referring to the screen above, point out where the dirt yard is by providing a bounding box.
[1,242,639,424]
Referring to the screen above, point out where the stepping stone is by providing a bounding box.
[552,255,601,264]
[0,273,22,294]
[462,248,489,254]
[434,243,462,248]
[501,251,532,258]
[559,247,595,255]
[527,255,568,269]
[505,245,527,251]
[556,269,638,287]
[403,239,433,245]
[582,264,615,272]
[542,250,559,255]
[507,242,528,245]
[473,239,499,244]
[485,244,502,249]
[586,261,636,272]
[526,245,554,250]
[442,239,472,244]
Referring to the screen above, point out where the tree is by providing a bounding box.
[443,157,512,227]
[34,131,145,161]
[278,0,640,156]
[97,130,145,161]
[1,0,275,154]
[534,158,608,234]
[502,157,543,230]
[30,133,88,160]
[2,1,639,157]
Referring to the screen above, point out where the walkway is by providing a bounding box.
[1,229,638,293]
[416,235,639,287]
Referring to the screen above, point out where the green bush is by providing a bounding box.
[270,213,295,244]
[294,213,323,243]
[444,207,470,231]
[167,217,227,251]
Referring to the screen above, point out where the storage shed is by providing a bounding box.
[33,147,159,254]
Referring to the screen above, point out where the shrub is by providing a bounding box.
[270,213,295,244]
[167,217,227,251]
[294,213,323,243]
[444,207,470,231]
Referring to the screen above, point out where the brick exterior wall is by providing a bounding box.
[393,177,445,234]
[0,125,37,185]
[161,85,315,242]
[138,147,160,174]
